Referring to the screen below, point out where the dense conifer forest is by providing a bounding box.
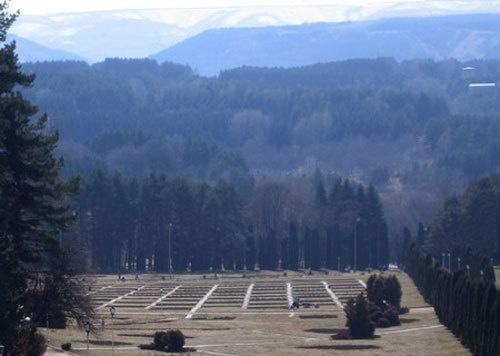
[64,171,389,273]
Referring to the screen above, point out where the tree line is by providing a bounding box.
[64,170,389,273]
[406,243,499,355]
[423,174,500,263]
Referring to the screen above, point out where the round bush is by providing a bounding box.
[166,329,185,352]
[153,331,168,350]
[383,306,401,326]
[377,317,391,328]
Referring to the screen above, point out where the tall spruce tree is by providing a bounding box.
[417,222,425,246]
[288,222,299,270]
[280,237,289,270]
[311,228,321,270]
[303,227,312,269]
[0,2,83,353]
[326,227,333,269]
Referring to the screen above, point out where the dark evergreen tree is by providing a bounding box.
[417,222,425,246]
[258,235,267,270]
[281,238,289,270]
[267,230,278,270]
[0,2,87,353]
[483,264,495,283]
[315,178,327,208]
[471,281,485,354]
[311,228,321,270]
[288,222,299,271]
[345,294,375,339]
[326,227,334,269]
[303,227,311,269]
[480,283,498,355]
[246,233,256,271]
[378,222,390,269]
[401,227,412,265]
[332,224,342,270]
[488,294,500,356]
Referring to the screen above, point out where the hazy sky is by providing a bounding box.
[9,0,424,15]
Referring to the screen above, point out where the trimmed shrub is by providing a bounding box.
[367,301,400,328]
[367,273,402,310]
[399,306,409,314]
[345,294,375,339]
[61,343,72,351]
[153,331,169,350]
[148,330,185,352]
[166,329,185,352]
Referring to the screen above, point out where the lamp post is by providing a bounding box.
[457,257,461,270]
[168,223,173,279]
[354,217,360,272]
[447,253,451,269]
[441,252,445,267]
[338,256,341,273]
[466,265,470,276]
[0,344,4,356]
[84,320,91,356]
[109,306,116,355]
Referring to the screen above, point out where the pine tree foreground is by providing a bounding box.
[0,1,92,354]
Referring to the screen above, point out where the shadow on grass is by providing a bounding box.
[73,340,133,346]
[117,333,194,339]
[299,314,338,319]
[298,345,380,351]
[191,316,236,321]
[400,318,419,324]
[331,330,381,340]
[304,328,344,334]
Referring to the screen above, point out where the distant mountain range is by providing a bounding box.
[9,1,500,63]
[150,14,500,76]
[7,34,86,63]
[8,10,500,74]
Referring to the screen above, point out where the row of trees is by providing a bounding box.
[406,243,500,355]
[64,170,389,273]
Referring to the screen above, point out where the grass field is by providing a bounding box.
[42,270,471,356]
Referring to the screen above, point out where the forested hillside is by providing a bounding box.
[21,57,500,235]
[425,174,500,262]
